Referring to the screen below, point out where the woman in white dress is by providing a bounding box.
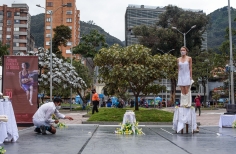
[177,46,192,95]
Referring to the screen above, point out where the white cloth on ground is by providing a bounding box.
[0,100,19,144]
[219,115,236,128]
[32,102,65,127]
[122,111,136,133]
[172,107,197,133]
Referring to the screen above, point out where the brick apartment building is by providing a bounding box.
[44,0,80,58]
[0,3,35,55]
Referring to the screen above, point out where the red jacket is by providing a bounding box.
[195,97,201,107]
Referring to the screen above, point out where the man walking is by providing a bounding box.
[32,98,73,135]
[92,89,100,114]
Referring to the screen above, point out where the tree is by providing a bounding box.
[52,25,72,58]
[133,5,209,104]
[94,44,170,110]
[73,29,108,89]
[192,51,212,106]
[0,41,9,65]
[65,58,92,104]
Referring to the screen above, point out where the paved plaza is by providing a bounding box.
[2,108,236,154]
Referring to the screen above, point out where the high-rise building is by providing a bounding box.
[44,0,80,58]
[125,4,166,46]
[125,4,207,50]
[0,3,34,55]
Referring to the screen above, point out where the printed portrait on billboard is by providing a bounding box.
[3,56,38,123]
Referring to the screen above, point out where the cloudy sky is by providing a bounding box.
[1,0,236,41]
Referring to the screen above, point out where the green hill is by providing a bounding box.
[207,6,236,49]
[30,14,124,48]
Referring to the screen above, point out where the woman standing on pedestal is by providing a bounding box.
[177,46,192,107]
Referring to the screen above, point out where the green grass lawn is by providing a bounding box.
[87,108,173,122]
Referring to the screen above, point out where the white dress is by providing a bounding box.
[177,60,191,86]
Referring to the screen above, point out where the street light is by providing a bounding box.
[172,25,196,47]
[228,0,234,104]
[225,64,231,104]
[36,4,67,101]
[156,48,175,108]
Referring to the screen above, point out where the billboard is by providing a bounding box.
[2,56,38,123]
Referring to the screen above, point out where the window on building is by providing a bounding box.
[0,19,2,23]
[46,42,50,45]
[47,2,53,7]
[47,10,52,14]
[46,18,51,22]
[46,34,51,37]
[7,20,11,25]
[66,50,71,54]
[7,28,11,31]
[66,18,72,22]
[14,20,20,24]
[67,42,72,46]
[0,27,2,31]
[14,12,20,16]
[46,26,51,29]
[0,11,3,15]
[6,35,11,39]
[14,42,19,47]
[67,3,72,7]
[66,11,72,14]
[14,27,19,31]
[7,12,11,17]
[0,35,2,39]
[14,35,19,39]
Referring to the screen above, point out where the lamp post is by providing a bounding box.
[228,0,234,104]
[172,25,196,47]
[70,46,73,111]
[157,48,175,107]
[36,4,67,101]
[225,64,231,104]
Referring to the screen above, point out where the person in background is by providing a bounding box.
[32,98,73,135]
[195,95,201,116]
[130,99,134,108]
[92,89,100,114]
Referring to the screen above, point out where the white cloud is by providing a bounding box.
[1,0,236,41]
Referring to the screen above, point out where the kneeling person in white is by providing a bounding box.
[32,98,73,134]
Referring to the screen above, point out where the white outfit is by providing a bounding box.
[180,91,192,107]
[177,60,191,86]
[32,102,65,127]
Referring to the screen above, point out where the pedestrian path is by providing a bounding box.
[5,125,236,154]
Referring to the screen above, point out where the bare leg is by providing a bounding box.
[183,86,190,95]
[180,86,190,95]
[29,86,33,105]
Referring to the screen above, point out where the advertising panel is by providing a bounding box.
[2,56,38,123]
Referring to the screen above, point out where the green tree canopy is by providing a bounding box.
[94,44,175,110]
[52,25,72,58]
[73,29,108,59]
[0,41,9,65]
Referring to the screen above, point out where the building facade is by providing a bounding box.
[125,4,166,46]
[0,3,34,55]
[44,0,80,58]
